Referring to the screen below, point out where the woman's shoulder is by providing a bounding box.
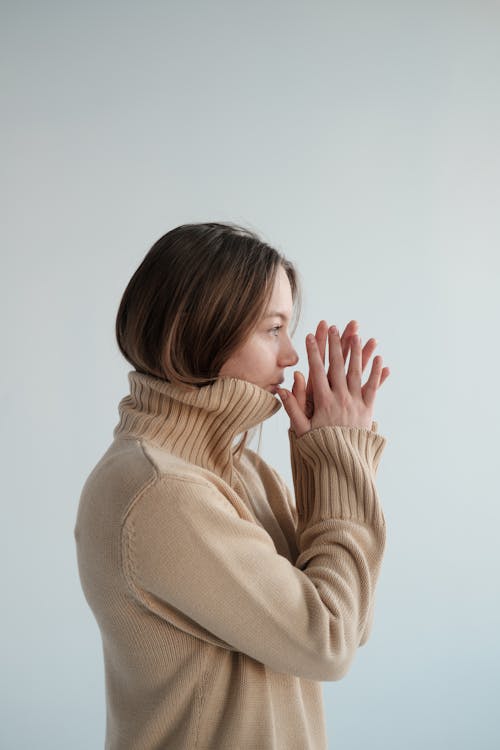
[76,436,226,539]
[79,436,215,506]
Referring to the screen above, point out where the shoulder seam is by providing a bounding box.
[138,439,221,489]
[118,447,217,599]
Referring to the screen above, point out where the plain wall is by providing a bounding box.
[2,1,499,748]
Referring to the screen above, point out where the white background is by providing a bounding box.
[2,1,499,748]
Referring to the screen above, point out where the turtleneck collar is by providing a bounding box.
[113,370,282,484]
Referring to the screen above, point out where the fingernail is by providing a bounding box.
[307,334,314,342]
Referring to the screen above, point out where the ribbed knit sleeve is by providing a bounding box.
[122,423,387,683]
[288,421,387,650]
[288,420,386,539]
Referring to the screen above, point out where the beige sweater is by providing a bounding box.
[74,371,387,749]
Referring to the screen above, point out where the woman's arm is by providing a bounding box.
[122,420,386,682]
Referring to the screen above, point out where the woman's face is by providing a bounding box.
[219,265,299,393]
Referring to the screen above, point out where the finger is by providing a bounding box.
[360,337,378,373]
[340,320,359,361]
[276,387,310,437]
[292,370,307,415]
[315,320,329,364]
[305,320,328,412]
[344,333,378,374]
[306,332,332,403]
[361,355,384,407]
[361,364,390,401]
[327,325,349,393]
[329,320,358,384]
[346,334,362,395]
[378,367,390,387]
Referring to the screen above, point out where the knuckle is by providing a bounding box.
[336,393,351,409]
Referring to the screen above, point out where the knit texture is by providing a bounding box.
[74,370,387,749]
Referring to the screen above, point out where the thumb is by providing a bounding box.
[292,370,307,415]
[276,387,310,437]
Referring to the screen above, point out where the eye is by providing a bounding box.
[269,325,283,337]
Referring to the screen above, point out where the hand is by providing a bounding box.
[277,320,390,438]
[301,320,390,418]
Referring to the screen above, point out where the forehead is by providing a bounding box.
[263,266,293,319]
[271,265,291,295]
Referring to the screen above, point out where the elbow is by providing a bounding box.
[316,623,361,681]
[291,617,367,681]
[305,642,356,682]
[323,652,355,682]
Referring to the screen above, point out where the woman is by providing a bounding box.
[74,221,390,750]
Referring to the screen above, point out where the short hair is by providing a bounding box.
[115,221,302,389]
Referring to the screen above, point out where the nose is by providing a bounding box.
[279,337,299,368]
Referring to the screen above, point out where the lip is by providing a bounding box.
[269,380,284,393]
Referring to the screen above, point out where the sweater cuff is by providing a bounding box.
[288,421,386,535]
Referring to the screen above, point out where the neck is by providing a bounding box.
[113,370,282,484]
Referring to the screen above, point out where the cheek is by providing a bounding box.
[236,335,278,369]
[257,339,279,363]
[243,340,274,368]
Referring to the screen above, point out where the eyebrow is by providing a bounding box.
[263,311,291,322]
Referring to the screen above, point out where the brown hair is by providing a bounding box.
[115,221,302,453]
[116,221,301,386]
